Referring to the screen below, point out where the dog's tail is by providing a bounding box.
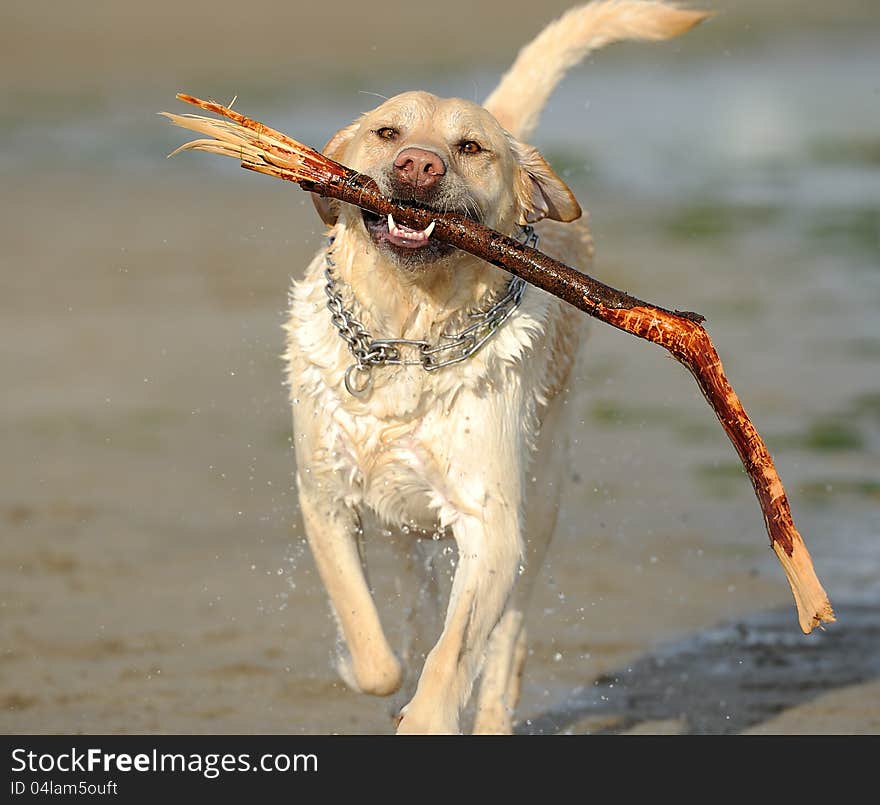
[483,1,710,140]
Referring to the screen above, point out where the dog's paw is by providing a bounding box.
[336,647,403,697]
[353,654,403,697]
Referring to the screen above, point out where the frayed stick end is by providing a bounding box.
[772,540,836,634]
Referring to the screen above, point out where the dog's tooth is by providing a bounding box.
[387,213,397,234]
[423,221,436,238]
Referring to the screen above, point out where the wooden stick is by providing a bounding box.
[161,94,835,634]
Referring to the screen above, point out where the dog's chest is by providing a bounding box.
[323,402,451,527]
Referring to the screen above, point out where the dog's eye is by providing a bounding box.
[374,127,399,141]
[458,140,482,155]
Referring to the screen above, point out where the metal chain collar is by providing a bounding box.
[324,227,537,396]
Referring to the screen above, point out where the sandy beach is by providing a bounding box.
[1,1,878,734]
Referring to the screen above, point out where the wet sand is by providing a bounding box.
[1,1,878,734]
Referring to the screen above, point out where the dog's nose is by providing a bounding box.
[393,148,446,190]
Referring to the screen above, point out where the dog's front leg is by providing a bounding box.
[396,499,521,734]
[473,390,570,733]
[298,478,402,697]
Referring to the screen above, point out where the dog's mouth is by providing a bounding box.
[361,202,476,262]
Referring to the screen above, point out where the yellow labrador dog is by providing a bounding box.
[285,1,707,734]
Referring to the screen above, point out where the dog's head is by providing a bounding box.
[313,91,581,268]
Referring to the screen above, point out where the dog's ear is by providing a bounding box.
[510,139,582,225]
[311,121,360,226]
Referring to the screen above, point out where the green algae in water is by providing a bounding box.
[803,419,865,452]
[661,202,783,242]
[590,400,716,443]
[808,136,880,167]
[694,461,748,498]
[807,207,880,255]
[799,478,880,504]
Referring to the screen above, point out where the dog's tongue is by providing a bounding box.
[384,213,436,249]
